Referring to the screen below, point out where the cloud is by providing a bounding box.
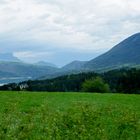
[0,0,140,64]
[13,51,54,62]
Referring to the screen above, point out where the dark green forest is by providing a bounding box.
[1,68,140,94]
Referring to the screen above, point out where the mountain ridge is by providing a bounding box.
[1,33,140,84]
[84,33,140,69]
[40,33,140,80]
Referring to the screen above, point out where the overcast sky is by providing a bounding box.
[0,0,140,66]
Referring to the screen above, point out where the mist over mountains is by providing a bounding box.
[0,33,140,84]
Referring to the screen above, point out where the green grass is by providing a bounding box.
[0,91,140,140]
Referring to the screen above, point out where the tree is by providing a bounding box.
[82,77,110,93]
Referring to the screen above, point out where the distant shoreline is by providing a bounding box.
[0,83,6,86]
[0,77,32,86]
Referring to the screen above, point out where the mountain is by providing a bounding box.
[41,33,140,79]
[53,33,140,76]
[61,60,87,71]
[0,70,17,78]
[35,61,57,68]
[0,53,21,62]
[0,62,58,84]
[1,33,140,84]
[85,33,140,70]
[40,61,88,80]
[0,54,59,84]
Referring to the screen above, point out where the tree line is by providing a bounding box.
[0,68,140,94]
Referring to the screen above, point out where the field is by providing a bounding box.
[0,91,140,140]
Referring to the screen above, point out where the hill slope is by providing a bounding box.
[40,61,89,80]
[85,33,140,69]
[40,33,140,79]
[61,60,87,71]
[0,62,58,84]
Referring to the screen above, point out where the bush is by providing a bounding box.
[82,77,110,93]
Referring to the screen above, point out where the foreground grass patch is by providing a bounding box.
[0,92,139,140]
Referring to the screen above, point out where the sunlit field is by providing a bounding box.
[0,91,139,140]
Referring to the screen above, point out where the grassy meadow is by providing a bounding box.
[0,91,140,140]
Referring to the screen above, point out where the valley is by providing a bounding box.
[1,33,140,84]
[0,1,140,139]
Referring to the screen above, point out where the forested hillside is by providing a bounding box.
[1,68,140,94]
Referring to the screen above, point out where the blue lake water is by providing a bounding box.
[0,77,32,85]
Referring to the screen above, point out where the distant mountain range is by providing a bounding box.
[0,53,59,84]
[0,61,58,84]
[0,33,140,84]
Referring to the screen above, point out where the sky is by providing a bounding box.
[0,0,140,66]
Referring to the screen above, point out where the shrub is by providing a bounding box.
[82,77,110,93]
